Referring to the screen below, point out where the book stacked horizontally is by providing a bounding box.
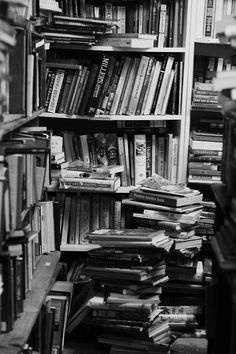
[59,159,124,192]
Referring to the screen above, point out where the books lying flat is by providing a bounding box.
[98,37,156,48]
[83,265,166,282]
[138,175,201,197]
[86,228,173,249]
[122,198,203,213]
[133,209,202,225]
[98,333,170,352]
[172,235,202,250]
[59,176,120,192]
[130,187,203,208]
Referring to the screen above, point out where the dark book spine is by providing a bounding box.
[79,63,100,115]
[45,70,56,110]
[88,54,113,115]
[135,57,154,115]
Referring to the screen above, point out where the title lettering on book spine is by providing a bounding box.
[89,56,110,114]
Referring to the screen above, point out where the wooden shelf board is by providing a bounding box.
[60,244,101,252]
[50,43,186,53]
[0,109,45,141]
[0,251,61,354]
[39,112,182,121]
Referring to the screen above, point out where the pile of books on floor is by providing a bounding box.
[75,228,174,352]
[121,175,206,336]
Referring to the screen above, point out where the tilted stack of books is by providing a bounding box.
[122,174,206,336]
[75,228,175,351]
[59,160,123,193]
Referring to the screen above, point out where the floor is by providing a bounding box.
[63,337,208,354]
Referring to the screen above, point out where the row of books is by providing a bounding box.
[22,279,73,353]
[195,0,236,40]
[0,18,16,118]
[51,130,179,188]
[52,192,125,247]
[0,229,40,333]
[45,53,183,116]
[54,0,185,47]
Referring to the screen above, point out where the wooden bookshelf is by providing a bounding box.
[0,251,61,354]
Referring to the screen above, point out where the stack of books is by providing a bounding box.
[40,15,118,46]
[188,130,223,184]
[59,160,123,192]
[121,175,205,336]
[76,228,174,351]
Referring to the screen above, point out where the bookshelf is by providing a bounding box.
[2,0,234,353]
[0,251,62,354]
[205,11,236,354]
[0,1,66,352]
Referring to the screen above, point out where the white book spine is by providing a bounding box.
[126,56,150,115]
[47,69,65,113]
[134,134,146,184]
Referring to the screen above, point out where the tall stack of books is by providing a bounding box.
[122,175,206,336]
[76,228,174,352]
[188,130,223,184]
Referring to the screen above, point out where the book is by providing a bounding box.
[122,197,203,214]
[203,0,216,38]
[130,187,203,208]
[126,56,150,115]
[47,69,65,113]
[133,209,201,225]
[88,54,113,115]
[154,56,175,115]
[134,134,146,185]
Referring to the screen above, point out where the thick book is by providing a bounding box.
[130,187,203,207]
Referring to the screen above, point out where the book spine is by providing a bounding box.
[126,56,150,115]
[47,69,65,113]
[146,134,152,178]
[135,57,154,115]
[131,190,176,208]
[134,134,146,185]
[88,55,112,115]
[59,177,120,192]
[204,0,216,38]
